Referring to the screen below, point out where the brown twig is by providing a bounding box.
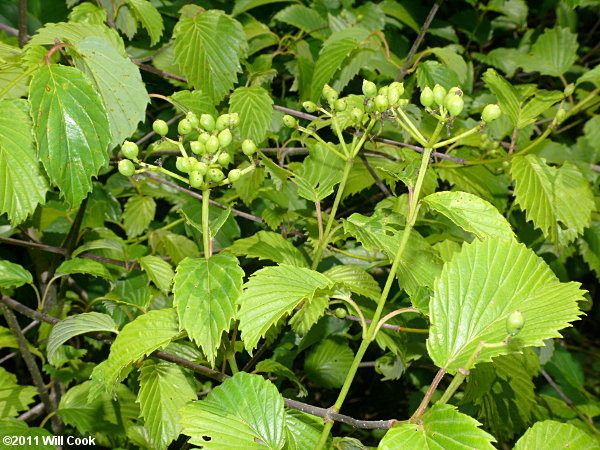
[360,154,392,196]
[18,0,28,47]
[136,62,188,83]
[0,22,19,36]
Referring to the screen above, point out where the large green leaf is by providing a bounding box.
[237,265,333,351]
[226,231,307,267]
[482,68,521,127]
[137,360,197,449]
[294,142,346,202]
[511,155,594,242]
[29,64,111,207]
[170,89,218,117]
[73,37,148,148]
[274,5,329,39]
[519,27,579,77]
[138,255,174,294]
[173,255,244,366]
[513,420,598,449]
[423,191,514,240]
[427,238,584,373]
[304,339,354,389]
[47,312,118,366]
[285,410,324,450]
[0,99,48,225]
[27,22,124,54]
[580,222,600,278]
[0,260,33,289]
[90,308,180,395]
[173,10,246,102]
[323,265,381,301]
[0,418,54,449]
[179,372,286,449]
[229,86,273,143]
[378,404,496,449]
[56,258,112,281]
[122,195,156,238]
[0,367,37,417]
[150,230,200,265]
[126,0,164,46]
[233,0,293,15]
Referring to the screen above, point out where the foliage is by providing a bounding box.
[1,0,600,448]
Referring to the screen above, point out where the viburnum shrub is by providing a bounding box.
[0,1,599,449]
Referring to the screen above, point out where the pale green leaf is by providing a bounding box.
[0,99,48,225]
[229,86,273,143]
[427,238,584,373]
[138,255,174,293]
[285,410,324,450]
[0,259,32,289]
[122,195,156,238]
[423,191,514,240]
[576,64,600,86]
[170,89,218,118]
[232,166,266,204]
[294,142,346,202]
[27,22,125,54]
[430,47,468,84]
[514,420,599,449]
[579,222,600,278]
[518,90,563,128]
[482,68,521,127]
[274,5,329,39]
[68,2,106,24]
[179,372,286,449]
[73,37,148,148]
[255,359,307,397]
[237,264,333,351]
[416,60,460,91]
[115,4,138,39]
[47,312,118,365]
[0,327,44,361]
[289,296,329,335]
[378,404,496,449]
[137,360,197,449]
[173,255,244,366]
[226,231,307,267]
[232,0,293,15]
[323,265,381,301]
[56,258,112,280]
[126,0,164,46]
[0,367,37,417]
[304,339,354,389]
[0,418,53,449]
[519,27,579,77]
[150,230,200,265]
[29,64,111,207]
[173,10,246,102]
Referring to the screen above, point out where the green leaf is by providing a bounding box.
[427,238,584,373]
[126,0,164,46]
[255,359,307,397]
[0,260,32,289]
[430,47,468,84]
[579,222,600,278]
[0,99,48,225]
[294,142,346,202]
[274,5,329,39]
[378,404,496,449]
[47,312,118,365]
[138,255,174,294]
[513,420,598,449]
[576,63,600,87]
[323,265,381,301]
[0,418,54,449]
[304,338,354,389]
[416,60,460,91]
[285,410,325,450]
[137,360,197,449]
[151,230,200,265]
[68,2,106,24]
[289,295,329,335]
[29,64,111,207]
[519,27,579,77]
[72,37,149,148]
[0,366,37,417]
[179,372,286,449]
[173,255,244,366]
[423,191,514,240]
[27,22,125,53]
[518,90,563,128]
[56,258,112,280]
[237,264,333,351]
[482,68,521,127]
[0,326,44,361]
[229,86,273,144]
[173,10,246,102]
[122,195,156,238]
[511,155,594,242]
[90,308,180,395]
[170,89,218,118]
[226,231,307,267]
[232,0,294,16]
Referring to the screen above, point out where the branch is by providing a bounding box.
[360,154,392,196]
[0,22,19,36]
[18,0,29,47]
[136,62,188,83]
[1,296,399,430]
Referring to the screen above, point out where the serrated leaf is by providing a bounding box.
[255,359,307,397]
[430,47,468,84]
[232,0,294,15]
[137,360,197,449]
[514,420,598,449]
[423,191,514,240]
[0,260,33,289]
[237,264,333,351]
[173,255,243,366]
[138,255,174,293]
[179,372,286,449]
[304,338,354,389]
[229,86,273,143]
[323,265,381,301]
[27,22,125,53]
[482,68,521,127]
[416,60,460,91]
[294,142,346,202]
[518,90,563,128]
[289,296,329,335]
[47,312,118,365]
[68,2,106,24]
[56,258,112,280]
[576,63,600,86]
[29,64,111,207]
[285,410,324,450]
[232,166,267,204]
[0,418,54,449]
[173,10,246,102]
[126,0,164,46]
[519,27,579,77]
[170,89,218,117]
[151,230,200,265]
[0,99,48,225]
[274,5,329,39]
[512,155,594,242]
[0,366,37,417]
[226,231,307,267]
[90,308,180,395]
[580,222,600,278]
[122,195,156,238]
[427,238,584,373]
[378,404,496,449]
[72,37,149,148]
[0,326,44,361]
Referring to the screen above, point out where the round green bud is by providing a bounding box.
[227,168,242,183]
[420,86,434,108]
[177,118,193,135]
[189,170,204,189]
[199,114,216,132]
[555,108,567,123]
[334,307,347,319]
[218,128,233,147]
[152,119,168,137]
[190,141,205,155]
[206,136,220,154]
[208,168,225,183]
[217,152,231,166]
[448,86,462,97]
[325,89,339,105]
[118,159,135,177]
[303,101,318,113]
[351,107,364,123]
[364,98,375,113]
[433,84,447,106]
[334,98,347,112]
[374,94,389,112]
[229,113,240,128]
[215,114,230,131]
[362,79,377,97]
[196,161,208,175]
[389,81,405,96]
[378,86,389,97]
[176,156,192,173]
[282,114,297,128]
[564,83,575,97]
[186,112,199,129]
[242,139,257,156]
[446,95,464,117]
[481,104,502,123]
[198,132,211,144]
[121,140,139,160]
[506,310,525,336]
[322,84,334,99]
[387,85,401,106]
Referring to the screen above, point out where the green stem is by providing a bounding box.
[298,127,348,160]
[332,115,350,157]
[432,125,482,149]
[394,108,428,146]
[124,217,184,244]
[202,188,211,259]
